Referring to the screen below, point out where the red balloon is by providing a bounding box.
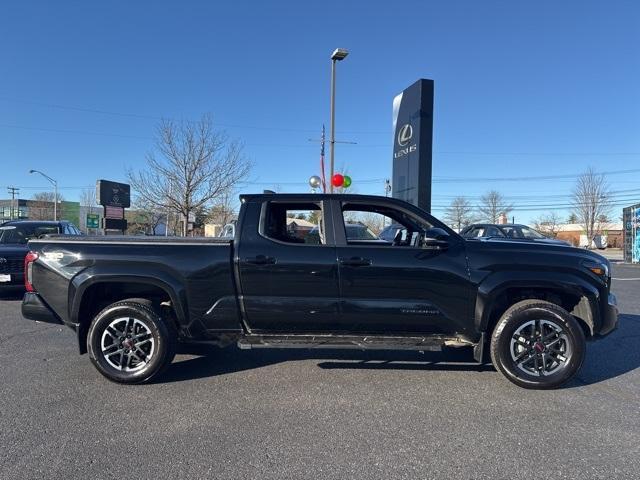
[332,174,344,187]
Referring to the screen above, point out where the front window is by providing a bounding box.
[341,203,432,247]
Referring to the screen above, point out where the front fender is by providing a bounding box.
[475,270,602,334]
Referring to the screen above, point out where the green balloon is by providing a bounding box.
[343,175,352,188]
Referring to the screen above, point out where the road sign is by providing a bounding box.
[86,213,99,229]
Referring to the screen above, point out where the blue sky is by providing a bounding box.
[1,0,639,223]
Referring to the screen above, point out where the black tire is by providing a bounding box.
[490,300,586,389]
[87,298,176,384]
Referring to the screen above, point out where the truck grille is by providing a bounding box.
[0,257,23,274]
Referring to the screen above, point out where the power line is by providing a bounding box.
[2,97,640,155]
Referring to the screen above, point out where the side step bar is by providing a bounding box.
[238,334,473,352]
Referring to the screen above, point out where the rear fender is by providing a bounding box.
[69,267,188,326]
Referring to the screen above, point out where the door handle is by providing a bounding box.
[339,257,372,267]
[245,255,276,265]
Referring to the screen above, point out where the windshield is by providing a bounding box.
[500,225,547,239]
[0,224,59,244]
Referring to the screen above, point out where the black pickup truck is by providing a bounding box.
[21,193,618,389]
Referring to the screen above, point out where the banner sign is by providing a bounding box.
[623,203,640,264]
[105,206,124,219]
[103,218,128,231]
[97,180,130,208]
[392,79,434,212]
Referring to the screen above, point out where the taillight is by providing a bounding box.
[24,251,38,292]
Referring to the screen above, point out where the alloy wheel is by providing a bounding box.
[510,319,572,376]
[100,317,155,372]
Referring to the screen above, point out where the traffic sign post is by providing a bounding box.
[97,179,130,235]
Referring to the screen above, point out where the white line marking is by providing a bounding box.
[612,278,640,281]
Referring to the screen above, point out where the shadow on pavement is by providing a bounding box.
[162,344,494,384]
[162,314,640,387]
[567,313,640,387]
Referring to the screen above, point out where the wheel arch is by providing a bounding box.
[475,273,601,343]
[71,272,186,354]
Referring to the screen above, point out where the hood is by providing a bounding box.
[464,236,610,272]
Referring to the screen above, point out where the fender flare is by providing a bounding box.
[69,266,188,327]
[475,270,602,335]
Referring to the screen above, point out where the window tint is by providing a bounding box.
[485,226,503,237]
[263,202,325,245]
[341,203,431,247]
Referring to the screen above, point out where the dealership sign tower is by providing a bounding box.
[392,79,434,213]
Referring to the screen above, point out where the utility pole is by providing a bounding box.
[7,186,19,220]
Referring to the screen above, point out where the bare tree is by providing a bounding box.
[80,188,99,233]
[207,190,236,227]
[127,115,251,236]
[30,192,64,220]
[444,196,475,231]
[572,167,611,248]
[532,212,562,238]
[478,190,514,223]
[129,197,166,235]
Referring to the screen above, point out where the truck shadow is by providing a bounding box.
[162,313,640,387]
[163,344,493,383]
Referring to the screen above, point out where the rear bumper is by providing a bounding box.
[21,292,63,325]
[598,292,618,337]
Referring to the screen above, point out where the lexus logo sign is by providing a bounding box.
[397,124,413,147]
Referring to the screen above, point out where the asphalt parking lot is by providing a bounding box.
[1,264,639,479]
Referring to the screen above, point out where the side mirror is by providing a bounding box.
[422,227,450,249]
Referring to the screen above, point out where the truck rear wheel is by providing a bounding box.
[490,300,586,389]
[87,298,176,384]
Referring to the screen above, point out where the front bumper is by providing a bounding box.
[22,292,63,325]
[598,292,618,337]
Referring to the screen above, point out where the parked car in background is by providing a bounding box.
[219,222,236,239]
[378,223,404,242]
[0,220,82,290]
[308,222,387,245]
[460,223,570,246]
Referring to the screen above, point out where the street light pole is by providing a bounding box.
[329,48,349,193]
[29,169,58,221]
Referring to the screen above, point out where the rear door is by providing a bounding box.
[236,198,341,333]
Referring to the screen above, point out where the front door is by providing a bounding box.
[237,199,341,333]
[334,199,473,336]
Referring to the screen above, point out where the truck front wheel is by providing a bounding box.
[87,299,176,384]
[490,300,586,389]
